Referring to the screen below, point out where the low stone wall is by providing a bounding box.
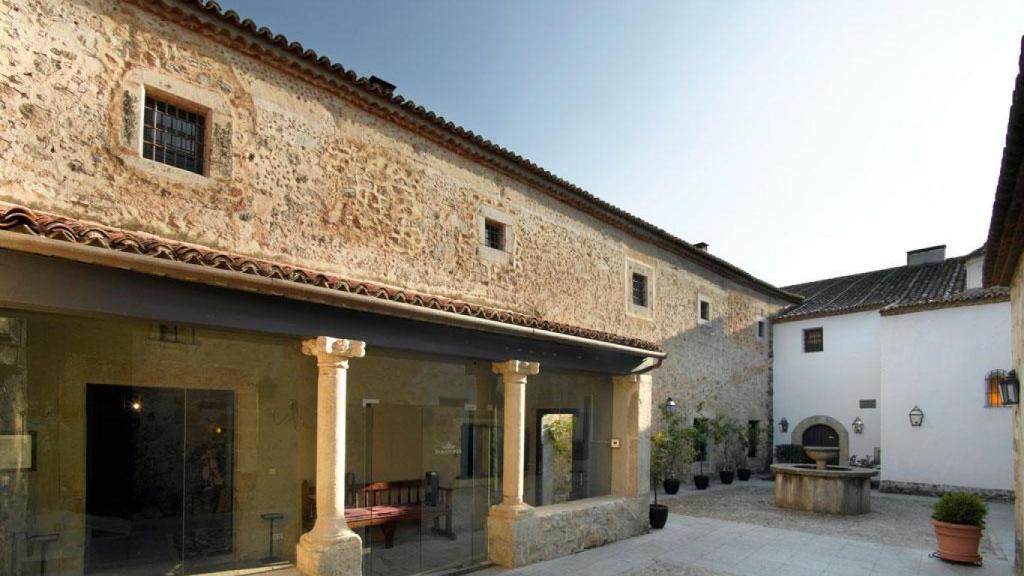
[487,496,648,567]
[879,480,1014,502]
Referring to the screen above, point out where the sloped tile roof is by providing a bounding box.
[880,286,1010,316]
[984,36,1024,286]
[127,0,799,304]
[777,256,986,322]
[0,204,663,353]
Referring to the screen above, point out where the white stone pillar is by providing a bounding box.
[297,336,366,576]
[490,360,539,518]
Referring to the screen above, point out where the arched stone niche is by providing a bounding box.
[791,415,850,465]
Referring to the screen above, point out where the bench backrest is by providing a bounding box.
[349,479,423,508]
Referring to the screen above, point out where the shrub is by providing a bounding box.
[775,444,811,464]
[932,493,987,528]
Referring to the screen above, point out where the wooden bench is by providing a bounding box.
[302,479,454,548]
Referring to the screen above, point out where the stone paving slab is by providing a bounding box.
[479,500,1014,576]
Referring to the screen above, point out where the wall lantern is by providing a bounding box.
[852,416,864,434]
[664,397,678,413]
[908,406,924,427]
[1000,370,1020,406]
[779,417,789,433]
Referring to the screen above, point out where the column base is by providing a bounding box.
[488,502,534,519]
[296,530,363,576]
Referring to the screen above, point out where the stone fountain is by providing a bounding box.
[770,446,876,515]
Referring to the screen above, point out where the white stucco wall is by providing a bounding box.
[880,302,1013,491]
[772,311,882,461]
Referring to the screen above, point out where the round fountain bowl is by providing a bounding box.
[803,446,840,470]
[770,459,876,515]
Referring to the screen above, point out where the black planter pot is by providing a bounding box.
[719,470,735,484]
[650,504,669,529]
[693,475,710,490]
[662,478,681,495]
[737,468,751,481]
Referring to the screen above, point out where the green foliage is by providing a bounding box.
[545,417,573,458]
[932,493,988,528]
[774,444,811,464]
[709,416,743,472]
[650,403,696,489]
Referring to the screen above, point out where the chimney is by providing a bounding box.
[906,245,946,266]
[694,242,709,252]
[368,75,396,96]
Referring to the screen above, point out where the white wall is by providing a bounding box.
[773,311,882,461]
[880,302,1013,491]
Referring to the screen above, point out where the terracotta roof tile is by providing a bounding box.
[0,204,663,353]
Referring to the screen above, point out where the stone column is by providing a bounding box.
[611,373,653,498]
[297,337,366,576]
[487,360,539,568]
[490,360,539,518]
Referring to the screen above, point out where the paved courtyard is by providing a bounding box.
[481,481,1016,576]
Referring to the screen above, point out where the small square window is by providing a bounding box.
[698,298,710,323]
[803,328,824,353]
[142,94,206,175]
[632,273,648,307]
[757,320,766,339]
[483,219,505,251]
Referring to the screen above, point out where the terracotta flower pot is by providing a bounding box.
[931,519,983,564]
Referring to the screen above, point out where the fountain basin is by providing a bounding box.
[771,463,876,515]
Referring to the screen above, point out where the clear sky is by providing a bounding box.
[217,0,1023,287]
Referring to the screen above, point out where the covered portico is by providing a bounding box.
[0,205,663,576]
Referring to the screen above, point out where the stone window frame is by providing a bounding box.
[476,206,515,266]
[116,68,232,186]
[697,294,711,325]
[625,259,654,319]
[756,317,767,341]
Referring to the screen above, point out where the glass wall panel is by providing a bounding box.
[523,369,613,507]
[0,309,314,576]
[346,348,500,576]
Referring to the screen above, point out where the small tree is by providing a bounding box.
[685,417,711,477]
[710,416,742,472]
[651,403,696,496]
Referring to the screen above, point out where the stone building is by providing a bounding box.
[984,36,1024,576]
[0,1,797,575]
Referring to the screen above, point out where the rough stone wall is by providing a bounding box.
[486,496,647,567]
[0,0,787,463]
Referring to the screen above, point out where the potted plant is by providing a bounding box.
[931,492,987,564]
[710,416,740,485]
[685,418,711,490]
[649,430,670,529]
[652,403,694,495]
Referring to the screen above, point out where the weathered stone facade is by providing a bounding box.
[0,0,789,467]
[0,0,794,573]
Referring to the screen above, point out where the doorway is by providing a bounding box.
[85,384,234,575]
[534,409,586,505]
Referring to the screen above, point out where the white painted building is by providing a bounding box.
[773,246,1014,497]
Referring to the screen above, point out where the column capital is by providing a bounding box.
[491,360,540,377]
[302,336,366,364]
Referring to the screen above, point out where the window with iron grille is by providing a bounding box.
[859,399,877,409]
[747,420,759,457]
[143,95,206,175]
[631,273,648,307]
[803,327,823,353]
[483,219,505,251]
[757,320,766,339]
